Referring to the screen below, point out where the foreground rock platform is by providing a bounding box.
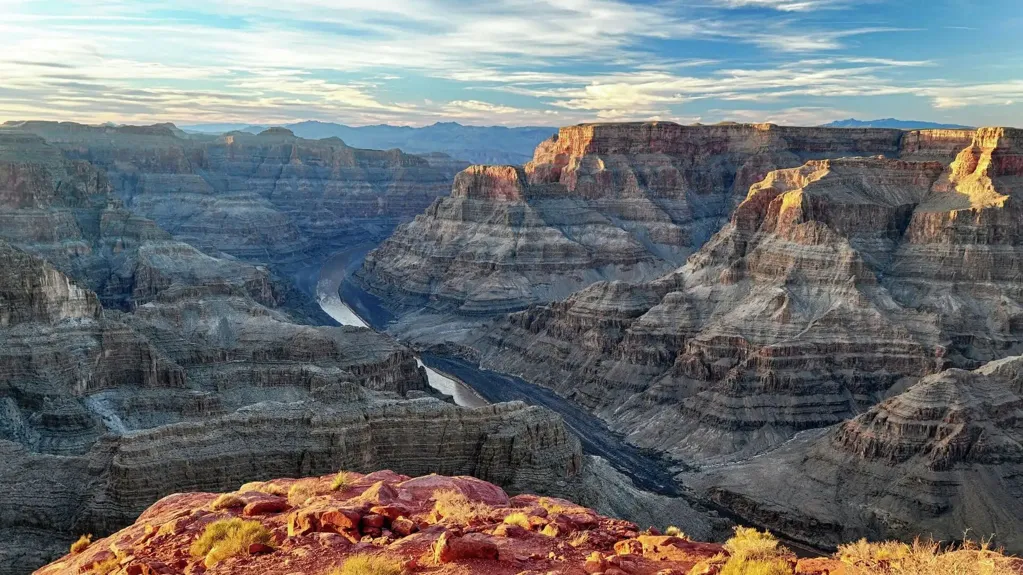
[37,470,1023,575]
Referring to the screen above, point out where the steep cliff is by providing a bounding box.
[357,122,916,318]
[474,127,1023,464]
[2,121,464,268]
[690,355,1023,553]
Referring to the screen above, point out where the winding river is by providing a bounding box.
[313,248,489,409]
[303,246,683,496]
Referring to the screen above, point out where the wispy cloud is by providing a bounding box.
[0,0,1019,126]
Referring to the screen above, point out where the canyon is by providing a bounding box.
[6,118,1023,573]
[351,122,1023,553]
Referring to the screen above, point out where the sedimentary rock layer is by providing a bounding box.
[3,121,463,266]
[359,122,976,317]
[690,355,1023,553]
[474,127,1023,465]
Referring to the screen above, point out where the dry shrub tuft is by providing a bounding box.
[432,490,492,523]
[189,518,273,567]
[70,534,92,554]
[328,553,404,575]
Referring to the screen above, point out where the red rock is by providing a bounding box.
[356,481,399,505]
[124,561,174,575]
[434,532,500,563]
[391,516,418,536]
[493,523,527,538]
[636,536,724,563]
[320,508,362,532]
[242,499,289,516]
[248,543,274,555]
[369,504,414,521]
[287,509,319,536]
[614,539,644,556]
[361,513,387,529]
[399,474,509,505]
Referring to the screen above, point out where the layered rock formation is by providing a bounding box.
[473,126,1023,465]
[2,121,463,268]
[358,123,926,318]
[690,355,1023,552]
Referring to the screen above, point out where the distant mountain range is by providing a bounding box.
[822,118,974,130]
[180,121,557,165]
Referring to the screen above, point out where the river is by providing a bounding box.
[304,246,683,496]
[313,248,489,409]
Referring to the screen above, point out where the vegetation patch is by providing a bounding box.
[838,538,1021,575]
[720,526,793,575]
[503,512,532,530]
[70,534,92,554]
[189,518,273,567]
[328,553,404,575]
[209,493,244,511]
[432,490,492,523]
[331,470,356,492]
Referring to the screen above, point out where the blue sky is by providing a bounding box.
[1,0,1021,127]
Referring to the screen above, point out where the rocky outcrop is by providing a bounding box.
[357,123,937,319]
[3,121,464,268]
[474,127,1023,465]
[689,355,1023,553]
[359,124,912,318]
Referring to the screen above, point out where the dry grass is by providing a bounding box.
[432,490,492,523]
[536,497,576,515]
[503,512,532,530]
[240,481,288,497]
[288,480,321,506]
[70,534,92,554]
[331,471,356,492]
[328,553,405,575]
[209,493,244,511]
[838,538,1021,575]
[88,556,122,575]
[665,525,687,539]
[720,527,793,575]
[189,518,273,567]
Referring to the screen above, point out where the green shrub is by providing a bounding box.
[721,526,793,575]
[189,518,273,567]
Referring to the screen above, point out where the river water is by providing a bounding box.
[314,249,489,409]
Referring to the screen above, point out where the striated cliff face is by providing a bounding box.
[690,355,1023,553]
[473,127,1023,465]
[358,123,921,318]
[3,122,464,268]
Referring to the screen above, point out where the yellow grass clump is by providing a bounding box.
[328,553,404,575]
[331,470,356,492]
[503,512,532,530]
[432,490,492,523]
[70,534,92,554]
[189,518,273,567]
[209,493,245,511]
[721,526,793,575]
[838,538,1021,575]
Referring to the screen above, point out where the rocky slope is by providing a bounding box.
[472,126,1023,466]
[37,470,1023,575]
[357,122,929,319]
[2,121,463,268]
[0,130,587,574]
[0,236,584,574]
[689,354,1023,553]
